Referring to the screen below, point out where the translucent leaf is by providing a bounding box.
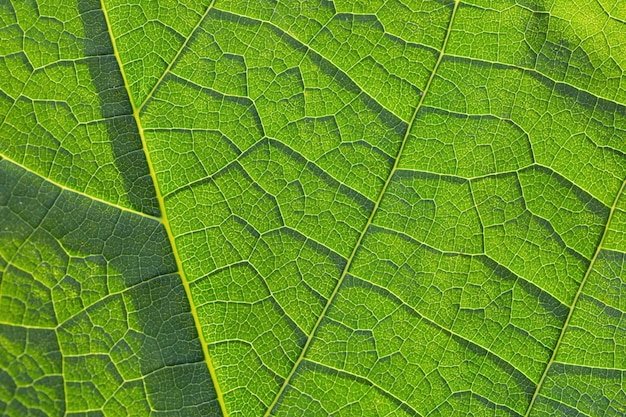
[2,0,626,415]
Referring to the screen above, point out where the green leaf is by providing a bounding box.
[1,0,626,416]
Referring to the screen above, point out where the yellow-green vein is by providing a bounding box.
[0,153,160,223]
[262,1,462,415]
[137,0,217,111]
[99,1,229,415]
[523,175,626,416]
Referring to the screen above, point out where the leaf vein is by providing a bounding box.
[261,2,463,414]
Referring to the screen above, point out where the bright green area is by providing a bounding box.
[1,0,626,416]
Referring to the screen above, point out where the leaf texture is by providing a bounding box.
[1,0,626,416]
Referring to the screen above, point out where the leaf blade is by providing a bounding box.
[2,0,626,415]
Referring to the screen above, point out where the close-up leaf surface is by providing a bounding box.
[1,0,626,416]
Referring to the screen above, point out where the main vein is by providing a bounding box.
[523,175,626,416]
[99,2,229,416]
[262,1,462,415]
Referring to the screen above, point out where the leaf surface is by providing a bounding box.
[1,0,626,416]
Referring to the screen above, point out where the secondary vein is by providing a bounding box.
[0,153,160,223]
[138,0,217,111]
[262,1,462,414]
[99,1,229,415]
[523,175,626,416]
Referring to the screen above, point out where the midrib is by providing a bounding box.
[98,1,229,416]
[262,1,462,415]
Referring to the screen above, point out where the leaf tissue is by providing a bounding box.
[1,0,626,416]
